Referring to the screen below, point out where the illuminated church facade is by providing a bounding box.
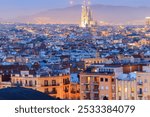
[80,0,97,28]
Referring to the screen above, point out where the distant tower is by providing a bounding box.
[146,17,150,26]
[80,0,95,28]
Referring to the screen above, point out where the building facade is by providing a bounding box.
[136,72,150,100]
[116,73,137,100]
[80,67,116,100]
[10,71,80,100]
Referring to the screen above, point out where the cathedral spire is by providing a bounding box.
[80,0,96,28]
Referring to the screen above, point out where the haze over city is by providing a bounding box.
[0,0,150,25]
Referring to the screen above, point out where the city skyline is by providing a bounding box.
[0,0,150,19]
[0,1,150,101]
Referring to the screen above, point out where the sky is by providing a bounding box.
[0,0,150,18]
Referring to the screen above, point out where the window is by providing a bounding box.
[94,85,99,91]
[20,81,22,86]
[106,86,109,90]
[94,77,98,82]
[29,80,33,86]
[112,79,114,82]
[118,87,121,92]
[100,86,104,90]
[144,79,148,83]
[44,88,49,93]
[100,78,103,82]
[139,79,142,83]
[25,80,28,85]
[131,88,134,93]
[94,94,99,99]
[85,84,90,90]
[87,77,90,84]
[35,81,37,86]
[105,78,108,82]
[52,80,56,86]
[44,80,48,86]
[125,88,127,93]
[52,88,56,92]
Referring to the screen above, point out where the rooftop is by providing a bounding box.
[0,87,57,100]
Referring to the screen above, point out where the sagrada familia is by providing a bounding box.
[80,0,97,28]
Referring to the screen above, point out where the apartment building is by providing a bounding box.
[11,71,80,100]
[116,73,137,100]
[80,67,115,100]
[116,72,150,100]
[136,72,150,100]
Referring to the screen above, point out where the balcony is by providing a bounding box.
[25,85,36,87]
[64,88,69,93]
[137,82,143,86]
[49,90,57,94]
[51,84,60,86]
[138,91,143,97]
[93,88,99,92]
[41,84,60,87]
[84,82,90,85]
[41,84,50,87]
[63,81,70,85]
[92,82,99,85]
[84,88,90,93]
[71,90,76,94]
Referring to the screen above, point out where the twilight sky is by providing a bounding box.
[0,0,149,18]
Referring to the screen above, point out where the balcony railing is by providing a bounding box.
[84,88,90,92]
[41,84,60,87]
[93,81,99,85]
[49,90,57,94]
[25,84,37,87]
[138,91,143,97]
[137,82,143,85]
[51,84,60,86]
[63,81,70,85]
[64,89,69,93]
[71,90,76,94]
[93,89,99,92]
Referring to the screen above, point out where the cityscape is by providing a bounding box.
[0,0,150,100]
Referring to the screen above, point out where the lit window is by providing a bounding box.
[101,86,104,90]
[131,88,134,93]
[125,88,127,93]
[106,86,109,90]
[118,87,121,92]
[87,77,90,84]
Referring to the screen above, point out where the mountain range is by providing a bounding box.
[3,4,150,25]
